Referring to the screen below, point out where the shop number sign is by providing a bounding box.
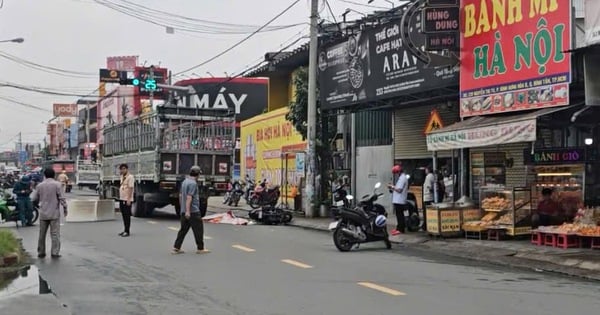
[440,210,461,232]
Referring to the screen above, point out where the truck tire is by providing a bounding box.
[132,196,150,217]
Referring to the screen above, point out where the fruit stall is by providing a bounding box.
[531,207,600,249]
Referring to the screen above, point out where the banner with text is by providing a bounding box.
[585,0,600,46]
[459,0,572,117]
[240,107,305,197]
[426,119,536,151]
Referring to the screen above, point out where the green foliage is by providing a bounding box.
[0,229,19,257]
[286,66,336,204]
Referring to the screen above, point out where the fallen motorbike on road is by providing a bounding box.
[248,205,293,225]
[329,182,391,252]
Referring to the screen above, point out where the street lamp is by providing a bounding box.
[0,37,24,43]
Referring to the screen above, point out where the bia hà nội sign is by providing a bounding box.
[459,0,572,117]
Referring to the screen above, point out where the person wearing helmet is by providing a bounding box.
[388,163,408,235]
[13,175,34,226]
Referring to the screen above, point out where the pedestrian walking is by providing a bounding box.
[13,175,33,226]
[172,166,209,255]
[118,164,134,237]
[57,170,69,194]
[422,165,435,231]
[388,163,408,236]
[32,168,67,259]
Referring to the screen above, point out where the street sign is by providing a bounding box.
[426,0,458,5]
[425,33,459,51]
[423,109,444,134]
[99,69,127,83]
[18,150,28,163]
[422,6,459,33]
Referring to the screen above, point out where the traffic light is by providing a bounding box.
[118,77,157,92]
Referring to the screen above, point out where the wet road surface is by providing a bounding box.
[11,191,600,314]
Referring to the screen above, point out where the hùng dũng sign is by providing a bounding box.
[459,0,571,117]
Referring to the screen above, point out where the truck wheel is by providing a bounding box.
[132,196,149,217]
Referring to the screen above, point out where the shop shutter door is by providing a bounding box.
[470,142,531,188]
[393,104,460,159]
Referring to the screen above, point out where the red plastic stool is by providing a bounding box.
[544,233,557,247]
[531,232,544,246]
[556,234,579,249]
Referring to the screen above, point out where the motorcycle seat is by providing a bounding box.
[268,185,280,191]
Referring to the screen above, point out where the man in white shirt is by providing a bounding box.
[388,163,408,235]
[422,165,435,231]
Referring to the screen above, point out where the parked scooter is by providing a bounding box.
[248,179,280,209]
[0,189,39,227]
[328,182,392,251]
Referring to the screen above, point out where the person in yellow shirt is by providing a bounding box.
[57,171,69,194]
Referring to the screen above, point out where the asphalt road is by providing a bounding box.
[12,189,600,315]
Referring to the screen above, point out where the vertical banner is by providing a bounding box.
[585,0,600,46]
[459,0,572,117]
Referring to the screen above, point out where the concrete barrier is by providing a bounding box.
[66,200,116,223]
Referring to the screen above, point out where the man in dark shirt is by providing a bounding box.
[172,166,209,255]
[536,188,561,227]
[13,175,33,226]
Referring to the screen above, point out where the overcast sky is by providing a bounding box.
[0,0,397,150]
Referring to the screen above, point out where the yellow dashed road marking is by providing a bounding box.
[357,282,406,296]
[232,244,256,252]
[281,259,313,269]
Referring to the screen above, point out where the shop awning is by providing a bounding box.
[426,107,571,151]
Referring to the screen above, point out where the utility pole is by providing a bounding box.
[17,132,22,168]
[149,66,155,109]
[305,0,319,217]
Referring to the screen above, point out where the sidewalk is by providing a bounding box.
[207,197,600,281]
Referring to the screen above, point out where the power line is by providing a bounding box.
[336,0,388,10]
[0,96,52,113]
[174,0,301,76]
[91,0,304,35]
[0,51,97,78]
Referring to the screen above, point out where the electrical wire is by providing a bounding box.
[0,96,52,112]
[0,51,97,78]
[174,0,302,76]
[336,0,388,10]
[92,0,304,35]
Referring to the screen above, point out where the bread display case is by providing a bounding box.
[530,165,584,220]
[470,152,506,203]
[462,186,533,236]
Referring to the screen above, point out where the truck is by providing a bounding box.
[75,158,101,190]
[99,105,235,217]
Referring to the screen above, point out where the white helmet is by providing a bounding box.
[374,215,387,228]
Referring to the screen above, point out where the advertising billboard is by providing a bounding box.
[106,56,138,71]
[459,0,572,117]
[173,77,269,122]
[318,16,458,110]
[585,0,600,46]
[240,107,305,197]
[53,103,78,117]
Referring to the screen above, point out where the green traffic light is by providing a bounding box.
[132,78,140,86]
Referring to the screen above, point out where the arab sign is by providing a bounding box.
[423,109,444,134]
[53,104,78,117]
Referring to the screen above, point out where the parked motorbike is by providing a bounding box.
[328,182,391,252]
[248,205,293,225]
[0,190,39,227]
[330,183,350,218]
[244,175,256,203]
[405,192,420,232]
[227,181,244,207]
[248,179,280,209]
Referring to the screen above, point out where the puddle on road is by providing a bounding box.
[0,265,52,300]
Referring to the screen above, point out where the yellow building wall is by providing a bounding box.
[240,107,306,197]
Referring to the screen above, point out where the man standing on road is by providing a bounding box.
[172,166,209,255]
[388,163,408,236]
[32,168,67,259]
[13,175,33,226]
[422,165,435,231]
[57,170,69,194]
[118,164,134,237]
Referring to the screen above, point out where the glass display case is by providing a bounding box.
[478,186,533,236]
[529,165,584,220]
[470,152,506,203]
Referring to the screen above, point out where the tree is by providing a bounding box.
[286,67,336,208]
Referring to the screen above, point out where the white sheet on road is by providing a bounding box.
[203,211,249,225]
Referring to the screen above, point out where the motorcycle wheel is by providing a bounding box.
[282,212,293,224]
[31,208,39,224]
[249,196,261,209]
[406,213,420,232]
[333,224,354,252]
